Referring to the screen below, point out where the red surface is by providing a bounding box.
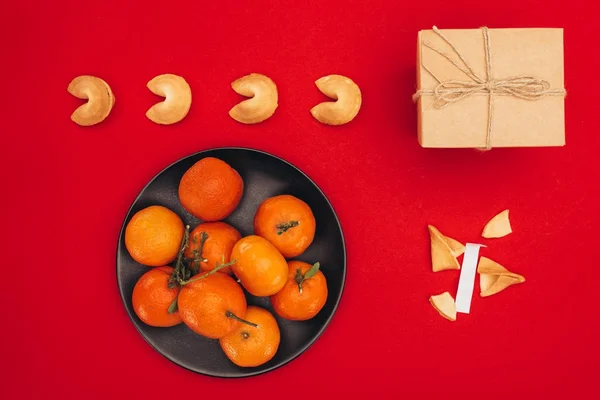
[2,0,599,398]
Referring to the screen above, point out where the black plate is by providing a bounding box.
[116,147,346,378]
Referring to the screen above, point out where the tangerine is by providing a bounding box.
[253,194,316,258]
[230,235,288,297]
[125,205,185,267]
[184,222,241,275]
[270,260,328,321]
[219,306,280,367]
[177,271,248,339]
[178,157,244,221]
[132,266,182,327]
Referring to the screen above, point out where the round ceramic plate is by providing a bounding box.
[116,147,346,378]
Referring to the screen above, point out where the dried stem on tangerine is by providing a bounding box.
[189,231,209,274]
[276,220,299,235]
[169,225,191,289]
[225,310,258,328]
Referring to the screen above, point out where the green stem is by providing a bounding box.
[179,259,237,285]
[190,231,209,273]
[276,220,299,235]
[167,291,179,314]
[225,310,258,328]
[169,225,190,288]
[294,262,320,294]
[295,268,304,294]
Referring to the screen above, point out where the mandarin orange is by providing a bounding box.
[184,222,241,275]
[219,306,280,367]
[177,271,247,339]
[125,205,185,267]
[230,235,288,297]
[253,194,316,258]
[132,266,182,327]
[270,260,328,321]
[178,157,244,221]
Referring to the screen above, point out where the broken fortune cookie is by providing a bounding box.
[482,209,512,238]
[429,292,457,321]
[477,256,525,297]
[428,225,465,272]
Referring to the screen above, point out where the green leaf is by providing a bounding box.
[167,295,179,314]
[303,262,321,280]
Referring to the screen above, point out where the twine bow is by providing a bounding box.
[413,26,566,150]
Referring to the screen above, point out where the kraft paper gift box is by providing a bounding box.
[414,26,566,149]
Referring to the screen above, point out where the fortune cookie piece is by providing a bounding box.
[310,74,362,126]
[482,210,512,238]
[477,256,525,297]
[68,75,115,126]
[479,272,495,293]
[428,225,463,272]
[146,74,192,125]
[429,292,457,321]
[442,232,465,257]
[229,73,278,124]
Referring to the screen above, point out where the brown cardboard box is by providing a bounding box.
[415,27,566,149]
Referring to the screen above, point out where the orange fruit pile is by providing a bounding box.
[124,156,329,368]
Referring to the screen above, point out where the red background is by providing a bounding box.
[2,0,599,398]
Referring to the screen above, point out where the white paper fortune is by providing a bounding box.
[455,243,485,314]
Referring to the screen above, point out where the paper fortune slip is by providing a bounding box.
[455,243,485,314]
[414,26,566,149]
